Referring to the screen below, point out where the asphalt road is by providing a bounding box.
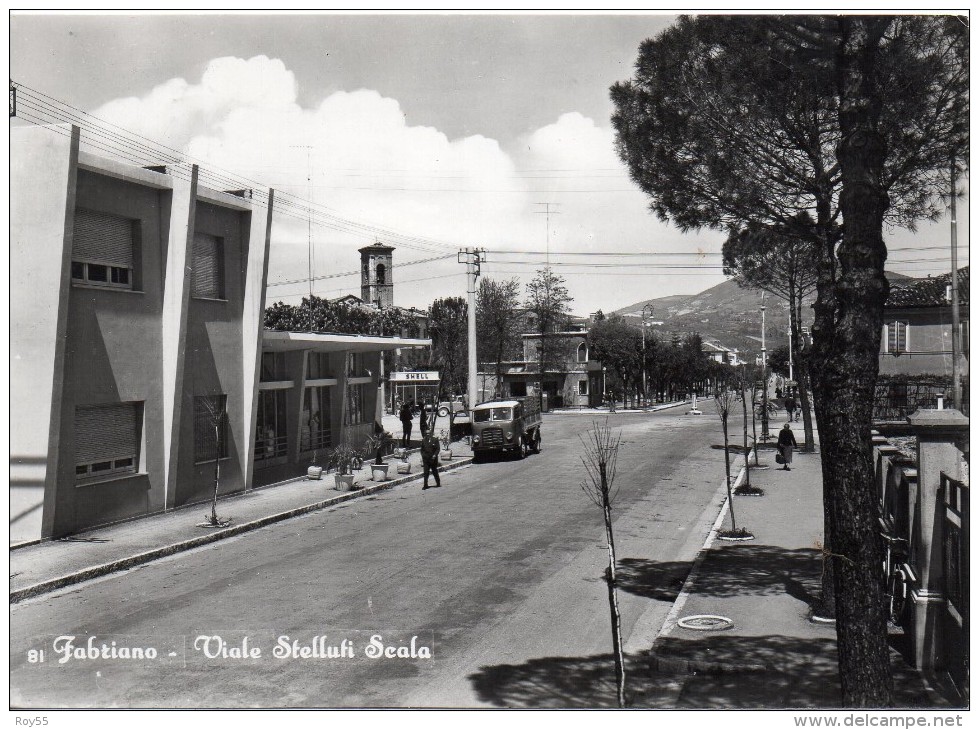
[11,408,728,708]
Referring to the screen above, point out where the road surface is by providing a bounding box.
[11,408,729,708]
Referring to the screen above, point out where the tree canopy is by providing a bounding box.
[265,296,420,337]
[428,297,468,397]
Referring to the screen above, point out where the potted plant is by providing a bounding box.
[331,442,357,491]
[438,429,453,460]
[366,433,391,481]
[307,450,323,480]
[395,447,412,475]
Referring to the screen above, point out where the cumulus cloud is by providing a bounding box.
[91,55,724,313]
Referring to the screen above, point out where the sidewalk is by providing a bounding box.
[549,400,690,415]
[635,433,952,709]
[10,437,472,604]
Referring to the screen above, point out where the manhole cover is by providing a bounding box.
[676,614,733,631]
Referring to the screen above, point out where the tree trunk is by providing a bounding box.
[807,16,894,707]
[210,422,221,526]
[721,414,736,531]
[741,386,751,487]
[600,465,626,708]
[790,285,816,452]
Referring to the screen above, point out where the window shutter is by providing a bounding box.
[192,232,223,298]
[72,209,134,267]
[75,403,138,464]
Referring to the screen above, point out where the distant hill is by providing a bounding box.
[612,271,912,358]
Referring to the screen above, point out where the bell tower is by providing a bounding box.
[359,242,395,308]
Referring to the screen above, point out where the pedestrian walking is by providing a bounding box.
[784,394,797,423]
[399,401,413,447]
[777,423,797,471]
[420,431,441,489]
[607,392,617,413]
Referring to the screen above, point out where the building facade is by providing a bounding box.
[11,124,428,542]
[879,268,969,378]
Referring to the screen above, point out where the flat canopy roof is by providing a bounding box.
[263,330,430,353]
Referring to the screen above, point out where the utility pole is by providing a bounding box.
[761,294,770,440]
[533,203,560,269]
[950,155,962,411]
[458,248,483,410]
[788,324,794,382]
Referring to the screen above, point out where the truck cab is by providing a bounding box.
[470,397,542,462]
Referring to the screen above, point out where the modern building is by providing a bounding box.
[11,124,428,542]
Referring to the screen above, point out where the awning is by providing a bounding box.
[263,330,431,353]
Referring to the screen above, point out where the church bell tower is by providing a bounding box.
[359,242,395,308]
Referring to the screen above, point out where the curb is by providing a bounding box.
[10,457,473,605]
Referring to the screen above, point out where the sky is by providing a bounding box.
[10,11,968,317]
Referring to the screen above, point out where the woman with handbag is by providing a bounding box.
[777,423,797,471]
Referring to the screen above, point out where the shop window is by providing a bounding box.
[578,380,588,396]
[71,209,138,290]
[74,402,142,481]
[302,386,333,451]
[345,383,366,426]
[308,351,333,380]
[261,352,287,381]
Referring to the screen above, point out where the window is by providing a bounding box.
[71,209,137,290]
[345,383,366,426]
[376,263,386,285]
[192,232,225,299]
[347,352,367,377]
[255,390,288,462]
[885,321,909,354]
[301,386,332,451]
[75,402,141,480]
[577,342,588,363]
[260,352,286,382]
[307,351,332,380]
[194,395,228,463]
[578,380,588,396]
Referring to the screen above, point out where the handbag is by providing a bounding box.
[775,450,785,465]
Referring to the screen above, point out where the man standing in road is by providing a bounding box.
[420,431,441,490]
[419,400,429,439]
[399,401,413,447]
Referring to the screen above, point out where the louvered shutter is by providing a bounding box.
[192,232,224,298]
[75,403,138,464]
[72,209,134,267]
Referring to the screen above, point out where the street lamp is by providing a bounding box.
[641,304,655,407]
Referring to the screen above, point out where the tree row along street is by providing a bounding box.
[11,410,723,708]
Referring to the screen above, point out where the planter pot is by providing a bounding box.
[334,473,356,491]
[440,449,453,460]
[307,465,324,480]
[396,463,412,475]
[370,464,390,481]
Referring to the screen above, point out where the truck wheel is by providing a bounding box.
[514,437,526,460]
[471,451,483,464]
[437,407,449,418]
